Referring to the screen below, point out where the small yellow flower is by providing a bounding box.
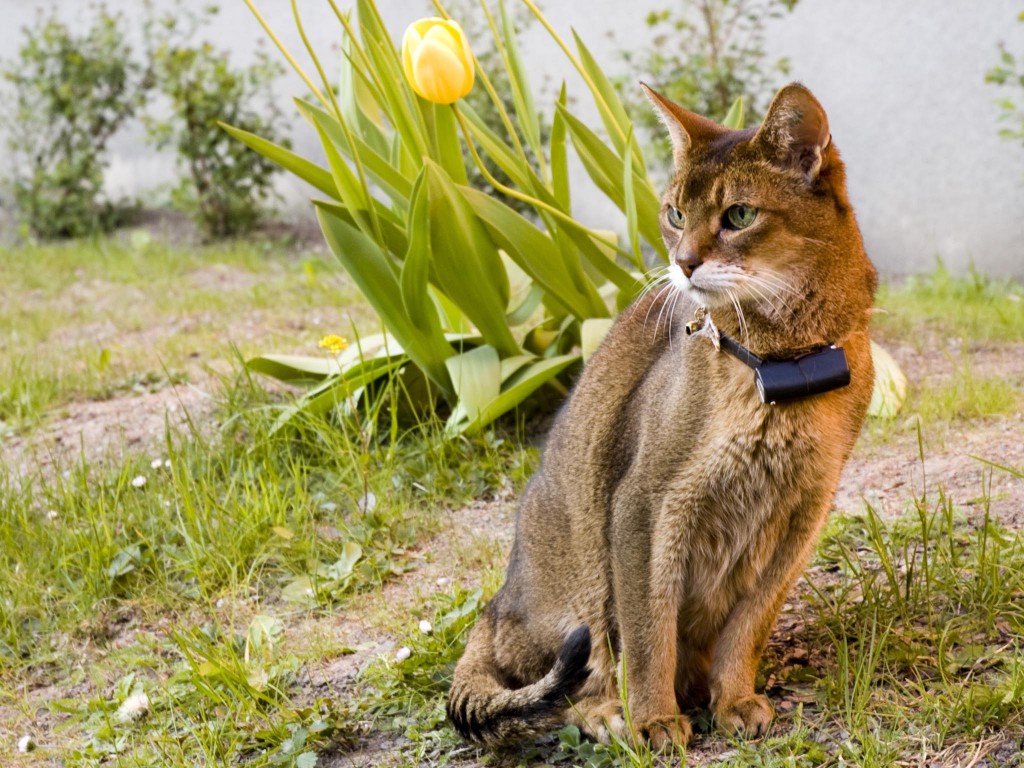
[401,18,475,105]
[318,334,349,354]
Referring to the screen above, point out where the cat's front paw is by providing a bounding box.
[635,714,693,750]
[714,694,773,738]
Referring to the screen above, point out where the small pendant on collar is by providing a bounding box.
[684,306,721,351]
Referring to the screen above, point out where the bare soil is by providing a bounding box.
[1,380,217,478]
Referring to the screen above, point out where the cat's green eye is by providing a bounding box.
[724,204,757,230]
[666,206,686,229]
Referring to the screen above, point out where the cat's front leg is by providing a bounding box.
[612,511,693,749]
[710,493,831,738]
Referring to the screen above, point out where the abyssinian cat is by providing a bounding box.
[447,82,876,748]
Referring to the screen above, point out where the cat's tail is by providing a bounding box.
[446,619,591,746]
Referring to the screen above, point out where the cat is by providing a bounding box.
[446,82,877,749]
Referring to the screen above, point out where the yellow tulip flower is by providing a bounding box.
[401,18,475,105]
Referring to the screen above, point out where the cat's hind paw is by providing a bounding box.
[714,694,773,738]
[568,699,626,745]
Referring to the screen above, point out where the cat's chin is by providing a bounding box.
[666,264,730,310]
[684,285,732,310]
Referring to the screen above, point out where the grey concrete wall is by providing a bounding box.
[1,1,1022,277]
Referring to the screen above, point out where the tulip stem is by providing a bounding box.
[291,0,384,250]
[240,0,332,114]
[430,0,537,180]
[518,0,628,151]
[291,0,342,121]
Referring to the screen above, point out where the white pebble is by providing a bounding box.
[395,646,411,662]
[435,577,450,587]
[131,475,147,488]
[116,691,150,722]
[419,620,433,635]
[17,735,34,752]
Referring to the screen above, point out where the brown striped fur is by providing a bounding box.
[448,83,876,749]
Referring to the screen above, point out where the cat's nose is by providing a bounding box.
[676,250,702,278]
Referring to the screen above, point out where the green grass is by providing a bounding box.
[0,372,536,765]
[916,367,1020,424]
[861,264,1024,446]
[860,341,1021,449]
[874,261,1024,346]
[0,235,375,431]
[1,242,1023,766]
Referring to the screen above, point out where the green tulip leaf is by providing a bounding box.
[581,318,615,363]
[246,355,341,383]
[315,203,454,395]
[868,341,908,418]
[220,122,337,200]
[423,160,520,357]
[298,99,413,205]
[445,344,501,424]
[449,354,579,435]
[722,96,746,129]
[459,185,607,320]
[557,104,665,258]
[499,0,542,160]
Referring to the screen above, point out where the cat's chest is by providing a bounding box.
[670,358,816,494]
[702,403,812,496]
[626,340,832,514]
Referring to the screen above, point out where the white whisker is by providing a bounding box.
[726,288,749,349]
[643,282,675,336]
[741,279,787,317]
[800,234,840,254]
[740,271,800,317]
[748,270,798,296]
[655,283,677,340]
[667,287,683,350]
[634,268,675,301]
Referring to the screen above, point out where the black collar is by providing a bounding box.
[685,309,851,405]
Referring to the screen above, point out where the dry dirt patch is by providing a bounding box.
[1,380,216,478]
[837,416,1024,526]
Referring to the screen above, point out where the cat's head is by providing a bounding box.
[643,82,874,328]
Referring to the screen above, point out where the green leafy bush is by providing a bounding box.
[986,10,1024,147]
[145,6,289,238]
[235,0,738,434]
[615,0,797,165]
[0,6,149,238]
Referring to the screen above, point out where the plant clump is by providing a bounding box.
[1,6,149,238]
[144,5,290,239]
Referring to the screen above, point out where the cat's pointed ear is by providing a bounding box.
[755,83,831,181]
[641,83,726,164]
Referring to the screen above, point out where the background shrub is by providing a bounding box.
[145,6,290,239]
[0,6,149,239]
[615,0,797,167]
[987,10,1024,150]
